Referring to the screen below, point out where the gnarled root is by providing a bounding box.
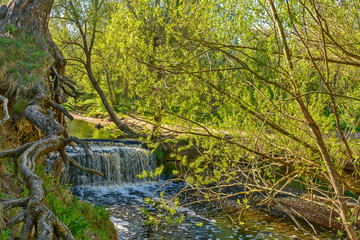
[0,101,104,239]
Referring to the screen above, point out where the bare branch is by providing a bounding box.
[59,149,104,177]
[283,91,360,102]
[49,100,74,121]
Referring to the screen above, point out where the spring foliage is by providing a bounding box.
[51,0,360,237]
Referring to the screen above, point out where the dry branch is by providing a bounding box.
[49,100,74,120]
[59,149,104,177]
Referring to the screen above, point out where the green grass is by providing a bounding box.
[36,166,118,239]
[0,29,47,97]
[46,188,116,239]
[0,229,10,239]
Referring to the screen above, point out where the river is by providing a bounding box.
[66,118,339,240]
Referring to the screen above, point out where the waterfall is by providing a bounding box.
[66,140,156,186]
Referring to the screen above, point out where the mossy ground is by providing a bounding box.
[0,29,48,99]
[0,29,118,238]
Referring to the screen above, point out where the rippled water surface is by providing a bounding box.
[72,182,338,240]
[67,119,339,240]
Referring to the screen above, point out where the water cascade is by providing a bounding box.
[64,120,338,239]
[66,140,156,186]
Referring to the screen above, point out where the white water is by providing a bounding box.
[64,139,337,240]
[66,141,156,186]
[72,181,219,240]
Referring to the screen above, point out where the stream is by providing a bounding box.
[66,118,339,240]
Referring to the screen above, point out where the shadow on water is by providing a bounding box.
[66,119,339,240]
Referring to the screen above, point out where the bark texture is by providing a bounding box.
[87,64,133,134]
[0,1,105,239]
[0,0,53,33]
[103,65,116,108]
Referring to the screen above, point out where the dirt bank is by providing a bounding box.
[70,111,178,136]
[70,112,114,126]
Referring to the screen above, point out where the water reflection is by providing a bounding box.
[66,119,114,139]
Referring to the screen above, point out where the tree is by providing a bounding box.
[0,0,105,238]
[51,0,133,134]
[103,0,360,238]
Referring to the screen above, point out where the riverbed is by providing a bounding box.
[66,118,339,240]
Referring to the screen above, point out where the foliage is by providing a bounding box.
[141,195,184,226]
[50,0,360,238]
[102,124,125,138]
[0,229,10,239]
[50,0,119,112]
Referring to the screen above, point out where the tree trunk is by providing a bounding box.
[103,64,116,108]
[87,62,132,134]
[0,1,103,239]
[67,2,133,135]
[0,0,53,33]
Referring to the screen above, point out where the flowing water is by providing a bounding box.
[66,119,339,240]
[66,140,156,186]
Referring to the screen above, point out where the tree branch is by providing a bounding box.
[283,91,360,102]
[59,149,104,177]
[49,100,74,121]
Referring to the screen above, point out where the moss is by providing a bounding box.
[0,30,48,98]
[12,98,30,116]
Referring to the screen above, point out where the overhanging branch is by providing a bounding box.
[59,149,104,177]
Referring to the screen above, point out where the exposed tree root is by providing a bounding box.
[0,54,111,239]
[0,0,136,237]
[0,0,125,238]
[0,95,9,126]
[0,106,105,239]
